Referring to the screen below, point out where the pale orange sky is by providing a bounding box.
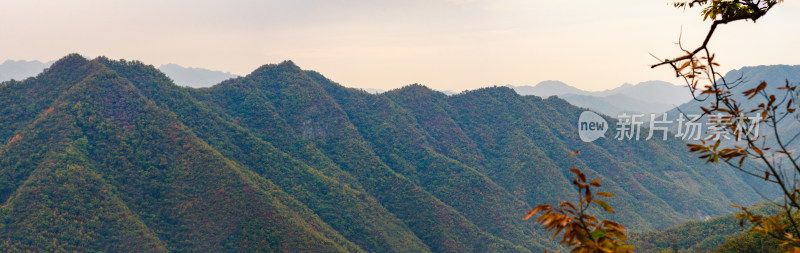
[1,0,798,91]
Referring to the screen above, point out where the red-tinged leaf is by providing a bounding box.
[590,178,602,187]
[523,209,537,220]
[756,81,767,92]
[564,201,576,211]
[524,205,548,220]
[752,146,764,156]
[585,188,592,202]
[743,88,757,96]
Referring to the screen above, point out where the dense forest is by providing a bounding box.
[629,202,783,252]
[0,54,777,252]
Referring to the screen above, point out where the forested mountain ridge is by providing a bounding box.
[629,202,783,252]
[0,54,772,252]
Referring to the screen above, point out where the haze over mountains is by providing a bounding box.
[0,60,53,83]
[664,65,800,119]
[157,63,240,88]
[0,60,238,88]
[0,54,775,252]
[508,80,693,116]
[661,65,800,153]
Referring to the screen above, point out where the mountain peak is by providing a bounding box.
[459,85,518,98]
[279,60,298,67]
[507,80,585,97]
[46,54,89,73]
[534,80,571,88]
[249,60,304,77]
[388,83,448,98]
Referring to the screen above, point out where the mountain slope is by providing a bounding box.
[629,202,782,252]
[314,77,553,251]
[101,58,430,253]
[0,56,360,252]
[0,140,168,252]
[196,62,533,252]
[0,54,775,252]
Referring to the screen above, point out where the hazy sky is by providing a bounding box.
[2,0,799,91]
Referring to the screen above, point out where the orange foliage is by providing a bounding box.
[43,106,54,116]
[7,134,22,145]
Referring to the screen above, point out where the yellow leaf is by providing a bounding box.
[523,208,539,220]
[594,199,615,213]
[596,192,614,197]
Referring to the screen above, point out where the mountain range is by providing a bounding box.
[0,60,54,82]
[0,54,774,252]
[157,63,240,88]
[0,60,238,88]
[659,65,800,167]
[508,80,693,116]
[1,59,693,116]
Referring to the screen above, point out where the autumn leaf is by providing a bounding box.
[594,199,615,213]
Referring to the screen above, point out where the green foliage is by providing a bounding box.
[674,0,782,22]
[629,202,782,252]
[0,57,358,252]
[0,54,774,252]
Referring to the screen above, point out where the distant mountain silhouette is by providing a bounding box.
[508,80,588,97]
[666,65,800,118]
[0,60,53,82]
[508,80,691,116]
[0,60,240,89]
[559,93,673,117]
[157,63,239,88]
[662,65,800,149]
[596,81,690,105]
